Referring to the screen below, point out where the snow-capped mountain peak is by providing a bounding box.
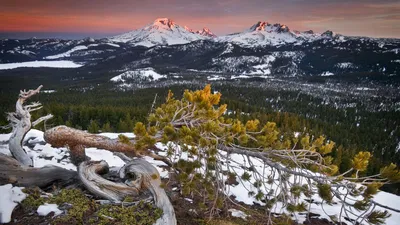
[196,27,217,38]
[108,18,212,47]
[248,21,290,33]
[249,21,269,31]
[322,30,335,37]
[217,20,335,47]
[150,18,177,30]
[217,21,297,46]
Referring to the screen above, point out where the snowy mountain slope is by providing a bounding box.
[1,130,399,224]
[109,18,212,47]
[217,21,332,47]
[110,67,166,88]
[44,45,88,59]
[1,19,399,79]
[0,38,122,65]
[102,38,398,78]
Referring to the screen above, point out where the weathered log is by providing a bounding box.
[0,154,77,187]
[44,125,171,166]
[78,160,139,202]
[2,85,53,166]
[79,159,176,225]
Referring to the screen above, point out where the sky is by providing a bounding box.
[0,0,399,39]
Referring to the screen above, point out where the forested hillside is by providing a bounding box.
[1,82,398,194]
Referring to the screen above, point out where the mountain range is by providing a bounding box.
[0,17,399,84]
[106,18,335,47]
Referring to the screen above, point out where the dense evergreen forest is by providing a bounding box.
[1,82,399,195]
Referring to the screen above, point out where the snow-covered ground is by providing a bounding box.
[44,45,88,59]
[37,203,62,216]
[110,68,166,84]
[321,71,334,76]
[0,61,83,70]
[0,184,26,223]
[0,129,399,224]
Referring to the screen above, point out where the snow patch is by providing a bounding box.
[45,45,88,59]
[231,75,250,79]
[184,198,193,203]
[0,184,26,223]
[110,68,166,83]
[228,209,248,220]
[85,148,126,167]
[37,203,62,216]
[0,61,83,70]
[207,75,226,81]
[335,62,356,69]
[321,71,334,76]
[105,43,120,48]
[43,90,56,94]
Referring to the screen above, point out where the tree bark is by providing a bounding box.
[44,125,171,166]
[44,126,139,160]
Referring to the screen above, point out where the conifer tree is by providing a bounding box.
[101,121,113,132]
[87,120,100,133]
[129,85,400,224]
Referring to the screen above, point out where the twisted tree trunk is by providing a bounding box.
[78,159,176,225]
[122,159,177,225]
[0,86,77,188]
[3,85,53,166]
[78,160,139,202]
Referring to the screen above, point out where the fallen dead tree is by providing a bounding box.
[0,153,77,187]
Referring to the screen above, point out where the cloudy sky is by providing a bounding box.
[0,0,399,39]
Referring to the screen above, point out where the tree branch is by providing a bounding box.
[32,114,53,127]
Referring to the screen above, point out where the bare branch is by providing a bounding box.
[32,114,53,127]
[371,200,400,213]
[0,124,12,130]
[19,85,43,103]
